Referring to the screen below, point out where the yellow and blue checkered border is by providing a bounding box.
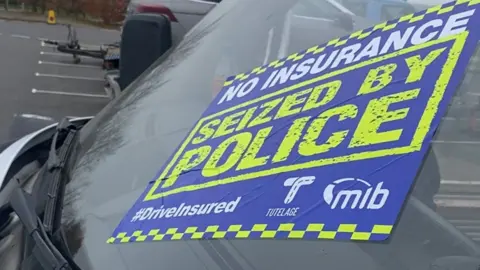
[223,0,479,87]
[107,223,393,244]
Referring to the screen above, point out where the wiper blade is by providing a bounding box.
[10,186,71,270]
[43,118,77,234]
[0,118,80,270]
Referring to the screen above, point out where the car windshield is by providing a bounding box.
[61,0,480,269]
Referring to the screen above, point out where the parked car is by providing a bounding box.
[122,0,221,44]
[1,0,480,270]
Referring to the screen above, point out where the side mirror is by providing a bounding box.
[333,12,354,31]
[119,13,173,90]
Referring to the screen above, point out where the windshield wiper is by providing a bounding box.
[0,118,80,270]
[11,186,71,270]
[43,118,77,235]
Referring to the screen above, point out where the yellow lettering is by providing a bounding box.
[405,48,445,83]
[349,88,420,147]
[303,80,342,111]
[202,132,252,177]
[358,63,397,95]
[248,98,283,128]
[192,119,221,144]
[213,111,246,138]
[237,127,273,170]
[236,107,257,132]
[163,145,211,188]
[299,104,358,156]
[275,88,312,119]
[272,116,311,163]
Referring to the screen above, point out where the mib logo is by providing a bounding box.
[265,176,315,217]
[323,178,389,210]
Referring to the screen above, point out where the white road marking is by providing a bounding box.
[17,113,54,121]
[442,117,455,121]
[441,180,480,186]
[433,140,480,145]
[101,28,120,32]
[40,51,91,59]
[11,34,29,39]
[435,196,480,208]
[32,88,109,98]
[35,72,104,81]
[38,60,100,69]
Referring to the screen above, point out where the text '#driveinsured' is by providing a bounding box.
[131,197,242,222]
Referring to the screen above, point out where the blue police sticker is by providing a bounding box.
[108,0,480,244]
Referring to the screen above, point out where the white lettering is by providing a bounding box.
[354,36,381,62]
[411,19,442,45]
[332,43,362,68]
[269,63,299,88]
[310,50,338,75]
[379,27,414,55]
[132,197,242,221]
[323,178,390,210]
[439,9,475,38]
[218,78,259,105]
[261,69,278,90]
[237,78,259,97]
[290,58,315,81]
[221,11,474,104]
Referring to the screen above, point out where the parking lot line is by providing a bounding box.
[433,140,480,144]
[442,180,480,185]
[40,51,91,59]
[11,34,29,39]
[35,72,104,81]
[32,88,109,98]
[17,113,54,121]
[38,60,100,69]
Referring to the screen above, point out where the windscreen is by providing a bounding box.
[63,0,480,269]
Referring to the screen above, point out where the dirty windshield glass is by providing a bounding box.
[64,0,480,269]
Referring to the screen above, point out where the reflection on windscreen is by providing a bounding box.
[339,0,367,16]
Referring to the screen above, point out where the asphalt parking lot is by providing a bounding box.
[0,20,119,141]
